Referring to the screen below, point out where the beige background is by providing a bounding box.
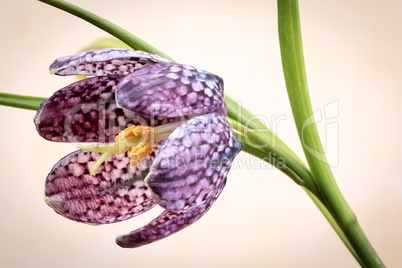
[1,0,401,267]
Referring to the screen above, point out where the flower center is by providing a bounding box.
[77,121,182,175]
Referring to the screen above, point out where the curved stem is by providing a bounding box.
[228,118,319,197]
[225,95,302,162]
[278,0,384,266]
[38,0,174,62]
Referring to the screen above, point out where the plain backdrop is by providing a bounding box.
[1,0,401,267]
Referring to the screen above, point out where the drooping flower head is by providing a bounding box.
[35,48,243,248]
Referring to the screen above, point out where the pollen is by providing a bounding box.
[115,125,155,166]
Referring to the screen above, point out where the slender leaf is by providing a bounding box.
[0,93,45,110]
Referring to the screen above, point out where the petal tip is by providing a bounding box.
[44,195,52,208]
[115,235,136,248]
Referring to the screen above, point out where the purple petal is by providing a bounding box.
[34,76,156,143]
[147,113,243,212]
[50,48,170,76]
[116,62,227,118]
[115,175,226,248]
[45,149,159,224]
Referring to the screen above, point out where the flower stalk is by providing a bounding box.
[277,0,384,266]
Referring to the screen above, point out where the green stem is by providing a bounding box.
[0,93,46,110]
[277,0,384,266]
[38,0,174,62]
[225,95,302,162]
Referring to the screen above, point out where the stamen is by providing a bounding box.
[115,125,155,166]
[76,121,183,176]
[115,125,154,143]
[77,125,155,175]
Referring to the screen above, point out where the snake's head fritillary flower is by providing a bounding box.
[35,48,243,248]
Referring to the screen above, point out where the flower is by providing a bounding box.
[35,48,243,248]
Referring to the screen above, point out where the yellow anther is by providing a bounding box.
[115,125,153,141]
[115,125,155,166]
[129,137,154,166]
